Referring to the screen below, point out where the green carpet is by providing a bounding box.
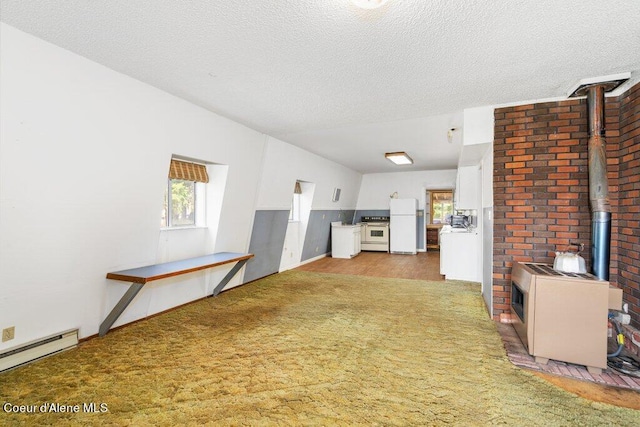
[1,271,638,426]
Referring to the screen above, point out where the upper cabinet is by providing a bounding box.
[457,106,491,210]
[457,106,492,210]
[455,165,480,210]
[463,106,494,146]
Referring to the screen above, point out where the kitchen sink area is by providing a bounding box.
[331,222,362,259]
[331,215,392,259]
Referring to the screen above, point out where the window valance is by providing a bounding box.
[169,159,209,183]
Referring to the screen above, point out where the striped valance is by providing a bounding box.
[169,159,209,183]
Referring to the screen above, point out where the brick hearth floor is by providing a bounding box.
[497,323,640,392]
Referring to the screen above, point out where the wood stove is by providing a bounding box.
[510,262,622,374]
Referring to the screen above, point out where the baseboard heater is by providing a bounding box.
[0,329,78,372]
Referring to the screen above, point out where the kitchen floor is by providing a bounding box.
[296,251,640,409]
[296,250,444,281]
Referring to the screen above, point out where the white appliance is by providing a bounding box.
[360,216,390,252]
[390,198,417,254]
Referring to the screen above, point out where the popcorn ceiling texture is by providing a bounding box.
[1,1,639,172]
[1,271,638,425]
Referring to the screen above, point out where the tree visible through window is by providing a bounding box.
[162,159,209,228]
[163,179,196,227]
[430,191,453,224]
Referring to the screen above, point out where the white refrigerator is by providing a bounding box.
[390,198,417,254]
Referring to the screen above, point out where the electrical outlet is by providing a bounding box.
[2,326,15,342]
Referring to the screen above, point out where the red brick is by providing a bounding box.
[493,86,640,327]
[513,155,534,162]
[506,136,527,144]
[558,112,582,120]
[549,133,572,140]
[506,162,527,169]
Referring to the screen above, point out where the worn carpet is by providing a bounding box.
[1,271,639,426]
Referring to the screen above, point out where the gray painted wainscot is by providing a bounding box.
[244,209,355,283]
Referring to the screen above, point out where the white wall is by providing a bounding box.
[481,146,494,315]
[356,170,457,211]
[256,137,362,210]
[0,24,267,346]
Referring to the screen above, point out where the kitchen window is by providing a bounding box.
[430,190,453,224]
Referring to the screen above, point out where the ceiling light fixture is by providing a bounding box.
[385,152,413,165]
[351,0,389,9]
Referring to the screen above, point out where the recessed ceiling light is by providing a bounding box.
[385,152,413,165]
[351,0,389,10]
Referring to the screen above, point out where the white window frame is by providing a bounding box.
[162,179,207,229]
[289,193,301,222]
[430,190,453,225]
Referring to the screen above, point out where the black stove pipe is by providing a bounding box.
[586,85,611,281]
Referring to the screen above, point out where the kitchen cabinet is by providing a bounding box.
[331,224,361,259]
[455,165,480,209]
[439,227,480,281]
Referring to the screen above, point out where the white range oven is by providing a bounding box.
[360,216,390,252]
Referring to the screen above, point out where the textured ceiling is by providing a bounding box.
[2,0,639,173]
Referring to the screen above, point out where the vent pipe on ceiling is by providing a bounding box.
[568,74,629,281]
[586,84,611,281]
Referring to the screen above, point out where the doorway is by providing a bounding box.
[424,189,453,251]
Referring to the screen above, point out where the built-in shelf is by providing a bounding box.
[426,224,442,250]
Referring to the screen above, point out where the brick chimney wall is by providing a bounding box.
[616,83,640,327]
[493,82,639,329]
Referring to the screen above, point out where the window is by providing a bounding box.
[162,159,209,228]
[162,179,196,227]
[430,190,453,224]
[289,181,302,221]
[289,193,301,221]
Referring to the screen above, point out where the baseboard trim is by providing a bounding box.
[300,253,328,265]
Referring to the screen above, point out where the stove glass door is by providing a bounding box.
[366,225,388,243]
